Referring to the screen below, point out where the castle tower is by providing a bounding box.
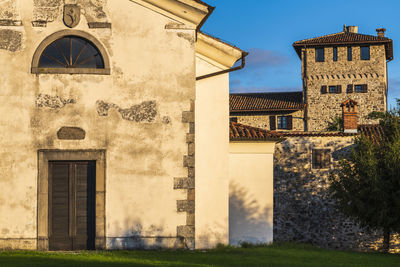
[293,25,393,131]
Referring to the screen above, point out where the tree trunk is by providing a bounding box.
[382,229,391,253]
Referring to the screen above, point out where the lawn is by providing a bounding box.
[0,243,399,267]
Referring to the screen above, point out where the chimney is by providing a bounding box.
[345,25,358,33]
[341,99,358,133]
[376,28,386,37]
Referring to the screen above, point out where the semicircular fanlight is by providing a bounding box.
[38,36,105,69]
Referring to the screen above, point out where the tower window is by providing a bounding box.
[361,46,370,60]
[329,85,342,94]
[347,46,352,61]
[333,47,338,61]
[315,48,324,62]
[354,84,368,93]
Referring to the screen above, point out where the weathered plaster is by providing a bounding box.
[36,94,75,109]
[0,29,22,52]
[96,100,157,122]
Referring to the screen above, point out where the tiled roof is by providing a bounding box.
[275,131,357,137]
[229,123,385,141]
[230,92,305,112]
[293,31,393,60]
[230,122,283,141]
[358,124,385,144]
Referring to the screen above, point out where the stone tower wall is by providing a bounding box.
[302,44,387,131]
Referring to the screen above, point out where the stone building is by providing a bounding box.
[0,0,252,251]
[229,26,400,252]
[231,25,393,133]
[294,25,393,131]
[230,92,305,131]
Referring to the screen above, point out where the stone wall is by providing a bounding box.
[274,136,400,252]
[302,44,387,131]
[231,110,304,131]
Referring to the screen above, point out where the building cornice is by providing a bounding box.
[130,0,210,29]
[196,32,244,68]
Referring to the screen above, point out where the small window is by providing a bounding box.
[315,48,324,62]
[354,84,367,93]
[321,85,327,94]
[329,86,337,93]
[333,47,338,61]
[230,117,237,123]
[347,46,352,61]
[278,116,288,129]
[312,149,331,169]
[361,46,370,60]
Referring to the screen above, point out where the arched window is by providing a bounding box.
[32,30,110,75]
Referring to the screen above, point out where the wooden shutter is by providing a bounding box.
[321,149,331,168]
[362,84,368,93]
[337,85,342,94]
[321,85,327,94]
[287,115,293,130]
[347,84,353,93]
[269,116,276,130]
[313,149,322,169]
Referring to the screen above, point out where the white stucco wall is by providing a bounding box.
[229,142,275,245]
[195,55,230,249]
[0,0,197,249]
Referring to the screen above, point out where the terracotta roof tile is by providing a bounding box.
[273,131,357,137]
[358,124,385,144]
[229,123,385,141]
[293,31,393,60]
[230,92,305,112]
[230,122,283,141]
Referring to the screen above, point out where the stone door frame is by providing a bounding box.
[37,150,106,250]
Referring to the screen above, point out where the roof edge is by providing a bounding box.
[132,0,211,28]
[196,32,245,68]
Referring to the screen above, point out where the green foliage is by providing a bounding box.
[326,116,344,131]
[0,244,400,267]
[329,100,400,251]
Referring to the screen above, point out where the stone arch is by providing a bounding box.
[31,30,110,75]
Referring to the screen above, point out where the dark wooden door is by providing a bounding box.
[49,161,96,250]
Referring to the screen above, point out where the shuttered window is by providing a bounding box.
[347,46,352,61]
[355,84,368,93]
[312,149,331,169]
[361,46,370,60]
[277,116,293,130]
[333,47,338,61]
[328,85,342,94]
[230,117,237,123]
[315,48,324,62]
[269,116,276,130]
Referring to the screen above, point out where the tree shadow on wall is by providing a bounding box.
[107,218,184,250]
[229,181,273,246]
[273,141,393,251]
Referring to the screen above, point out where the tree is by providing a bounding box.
[329,103,400,252]
[326,116,343,132]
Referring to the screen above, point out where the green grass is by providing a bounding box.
[0,243,399,267]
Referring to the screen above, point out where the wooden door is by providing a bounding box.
[49,161,96,250]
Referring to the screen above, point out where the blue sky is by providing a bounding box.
[201,0,400,108]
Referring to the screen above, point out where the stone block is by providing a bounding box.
[182,111,194,123]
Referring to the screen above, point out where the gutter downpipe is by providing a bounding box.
[196,51,248,80]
